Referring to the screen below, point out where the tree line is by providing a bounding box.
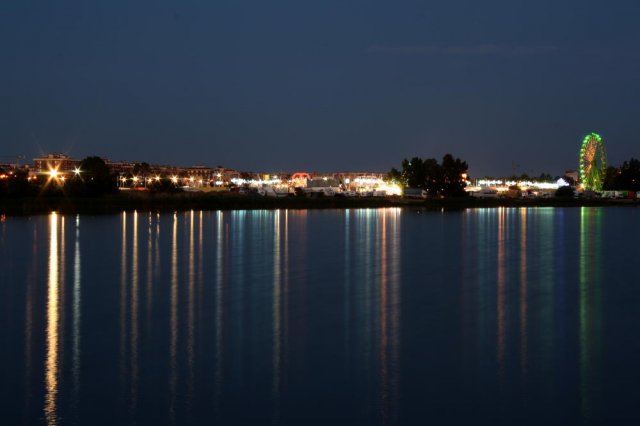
[387,154,469,197]
[603,158,640,191]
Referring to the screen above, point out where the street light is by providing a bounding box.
[48,168,59,179]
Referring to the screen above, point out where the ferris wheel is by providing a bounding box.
[579,133,607,191]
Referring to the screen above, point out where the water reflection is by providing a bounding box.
[45,212,60,425]
[272,211,282,399]
[230,211,245,388]
[130,211,140,415]
[146,213,154,330]
[497,207,506,374]
[519,209,528,383]
[72,215,81,407]
[187,211,195,415]
[169,213,178,423]
[378,208,401,425]
[579,207,603,424]
[24,223,38,418]
[120,211,128,398]
[3,208,622,425]
[539,208,555,369]
[214,210,224,415]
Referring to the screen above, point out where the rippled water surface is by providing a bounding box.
[1,207,640,425]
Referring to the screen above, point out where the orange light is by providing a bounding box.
[48,168,59,179]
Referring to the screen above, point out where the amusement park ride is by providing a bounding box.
[579,133,607,191]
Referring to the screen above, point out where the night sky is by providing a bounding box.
[3,0,640,176]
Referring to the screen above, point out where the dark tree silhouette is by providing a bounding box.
[67,156,117,196]
[389,153,469,197]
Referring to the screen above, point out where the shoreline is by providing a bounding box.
[1,192,638,216]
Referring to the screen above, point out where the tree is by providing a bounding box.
[148,178,182,193]
[0,169,38,197]
[537,173,553,181]
[68,156,117,196]
[388,153,469,197]
[386,167,403,184]
[422,158,441,196]
[555,186,574,198]
[402,157,427,189]
[133,162,152,176]
[603,166,619,190]
[602,159,640,191]
[440,154,468,197]
[617,158,640,191]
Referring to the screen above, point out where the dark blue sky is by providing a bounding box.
[3,0,640,176]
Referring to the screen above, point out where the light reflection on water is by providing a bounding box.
[3,207,640,425]
[44,212,59,425]
[579,207,603,425]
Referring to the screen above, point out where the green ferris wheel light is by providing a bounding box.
[578,132,607,192]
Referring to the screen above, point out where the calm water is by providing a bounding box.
[1,207,639,425]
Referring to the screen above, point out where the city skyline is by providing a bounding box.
[5,150,584,179]
[3,1,640,176]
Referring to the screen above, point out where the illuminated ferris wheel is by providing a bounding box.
[579,133,607,191]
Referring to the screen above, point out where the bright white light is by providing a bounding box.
[378,183,402,196]
[73,167,81,176]
[535,183,559,190]
[478,179,559,191]
[353,177,384,185]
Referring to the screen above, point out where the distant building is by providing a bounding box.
[217,167,241,181]
[0,162,14,171]
[183,165,214,181]
[564,170,579,183]
[105,159,136,174]
[32,153,80,174]
[291,172,311,187]
[307,177,341,188]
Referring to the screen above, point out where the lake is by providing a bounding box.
[1,207,639,425]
